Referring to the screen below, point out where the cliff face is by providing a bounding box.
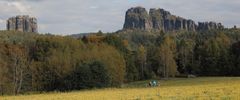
[197,22,224,31]
[123,7,197,31]
[123,7,224,32]
[149,8,197,31]
[7,15,38,33]
[123,7,152,30]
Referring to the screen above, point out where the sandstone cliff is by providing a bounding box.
[123,7,152,30]
[123,7,224,32]
[197,22,224,31]
[7,15,38,33]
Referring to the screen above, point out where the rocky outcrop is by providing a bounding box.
[7,15,38,33]
[197,22,224,31]
[123,7,224,32]
[123,7,152,30]
[149,8,166,31]
[149,8,196,32]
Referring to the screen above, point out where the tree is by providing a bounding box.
[195,32,232,76]
[136,44,147,79]
[231,41,240,75]
[5,44,30,95]
[63,61,110,90]
[0,58,8,95]
[177,39,195,74]
[157,36,178,78]
[125,50,139,81]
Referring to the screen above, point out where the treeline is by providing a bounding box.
[1,29,240,95]
[116,29,240,82]
[0,31,125,95]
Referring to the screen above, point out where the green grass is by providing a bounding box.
[124,77,238,87]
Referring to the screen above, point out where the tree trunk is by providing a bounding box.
[13,58,17,95]
[0,84,3,96]
[17,69,23,94]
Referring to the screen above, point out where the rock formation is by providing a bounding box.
[149,8,197,31]
[197,22,224,31]
[123,7,224,32]
[7,15,38,33]
[123,7,152,30]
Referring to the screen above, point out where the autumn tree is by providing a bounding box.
[157,36,178,78]
[0,57,8,95]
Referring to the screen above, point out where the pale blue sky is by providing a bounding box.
[0,0,239,35]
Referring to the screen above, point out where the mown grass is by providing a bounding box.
[1,77,240,100]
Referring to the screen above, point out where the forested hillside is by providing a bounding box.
[1,28,240,95]
[0,31,125,95]
[116,29,240,80]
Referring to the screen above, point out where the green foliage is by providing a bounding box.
[1,28,240,95]
[177,39,195,74]
[231,41,240,75]
[103,34,128,53]
[30,37,126,91]
[63,61,110,90]
[0,31,125,95]
[157,35,178,78]
[125,53,139,81]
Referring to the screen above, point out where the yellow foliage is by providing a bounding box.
[85,35,105,43]
[79,43,126,85]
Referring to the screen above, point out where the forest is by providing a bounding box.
[1,28,240,95]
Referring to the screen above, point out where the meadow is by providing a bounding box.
[2,77,240,100]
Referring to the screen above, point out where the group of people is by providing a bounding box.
[148,80,159,87]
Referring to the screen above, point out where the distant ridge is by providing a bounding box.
[123,7,224,32]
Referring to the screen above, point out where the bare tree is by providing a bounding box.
[8,45,29,95]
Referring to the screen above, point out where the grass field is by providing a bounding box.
[1,77,240,100]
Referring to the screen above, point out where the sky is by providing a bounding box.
[0,0,240,35]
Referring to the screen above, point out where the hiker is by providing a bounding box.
[148,80,159,87]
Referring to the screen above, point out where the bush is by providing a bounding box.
[63,61,110,90]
